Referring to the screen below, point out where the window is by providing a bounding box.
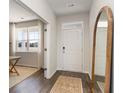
[16,28,27,52]
[28,27,39,51]
[16,26,40,52]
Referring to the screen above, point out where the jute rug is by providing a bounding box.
[97,81,105,93]
[50,75,83,93]
[9,66,38,88]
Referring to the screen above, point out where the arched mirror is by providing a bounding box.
[91,6,113,93]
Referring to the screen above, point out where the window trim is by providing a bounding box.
[15,26,40,52]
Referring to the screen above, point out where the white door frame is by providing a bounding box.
[16,0,49,78]
[61,21,85,73]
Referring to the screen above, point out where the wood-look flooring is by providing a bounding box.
[9,69,92,93]
[93,75,105,93]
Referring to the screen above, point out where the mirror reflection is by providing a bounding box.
[94,11,108,93]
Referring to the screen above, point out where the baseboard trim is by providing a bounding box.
[15,65,44,70]
[46,69,57,79]
[16,64,37,68]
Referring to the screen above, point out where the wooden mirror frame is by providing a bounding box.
[91,6,114,93]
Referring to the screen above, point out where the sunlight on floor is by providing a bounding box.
[97,81,105,93]
[9,66,38,88]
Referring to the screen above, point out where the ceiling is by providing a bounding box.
[46,0,92,16]
[9,0,38,23]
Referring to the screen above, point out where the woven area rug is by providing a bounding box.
[50,75,83,93]
[97,81,105,93]
[9,66,38,88]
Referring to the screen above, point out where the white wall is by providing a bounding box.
[15,20,39,27]
[89,0,114,78]
[57,13,90,74]
[9,23,13,55]
[18,0,57,78]
[38,20,44,69]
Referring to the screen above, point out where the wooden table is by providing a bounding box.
[9,56,21,75]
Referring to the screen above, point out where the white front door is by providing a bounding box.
[61,28,83,72]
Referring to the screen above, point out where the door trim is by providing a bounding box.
[61,21,85,73]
